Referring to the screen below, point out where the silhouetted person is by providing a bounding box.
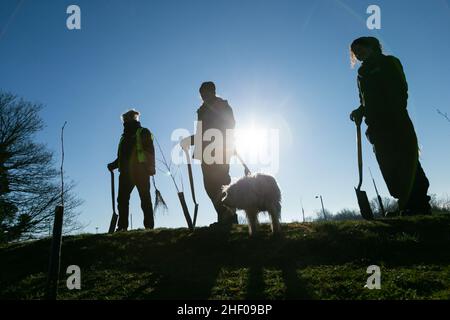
[108,109,156,230]
[180,82,238,226]
[349,37,431,216]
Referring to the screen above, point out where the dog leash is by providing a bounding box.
[235,151,251,176]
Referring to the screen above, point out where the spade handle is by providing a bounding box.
[356,123,363,190]
[110,170,116,214]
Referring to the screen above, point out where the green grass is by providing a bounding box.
[1,214,450,300]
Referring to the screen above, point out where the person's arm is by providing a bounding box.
[141,129,156,175]
[180,108,202,150]
[350,77,365,125]
[108,137,121,171]
[141,129,154,154]
[107,158,118,171]
[223,103,236,130]
[221,102,237,165]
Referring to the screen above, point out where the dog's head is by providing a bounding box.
[221,184,236,208]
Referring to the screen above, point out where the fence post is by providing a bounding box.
[46,205,64,300]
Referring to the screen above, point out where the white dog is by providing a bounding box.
[221,173,282,236]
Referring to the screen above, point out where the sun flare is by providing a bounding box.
[234,125,268,159]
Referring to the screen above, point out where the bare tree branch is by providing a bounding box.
[0,92,82,242]
[437,109,450,123]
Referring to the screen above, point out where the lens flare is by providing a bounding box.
[234,126,268,160]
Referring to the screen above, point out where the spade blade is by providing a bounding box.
[108,213,118,234]
[355,188,374,220]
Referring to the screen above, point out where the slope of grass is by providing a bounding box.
[1,214,450,300]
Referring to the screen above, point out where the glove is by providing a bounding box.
[107,162,116,172]
[350,107,364,126]
[180,136,192,150]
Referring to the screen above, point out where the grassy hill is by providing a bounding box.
[1,214,450,300]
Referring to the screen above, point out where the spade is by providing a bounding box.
[355,123,374,220]
[108,170,118,233]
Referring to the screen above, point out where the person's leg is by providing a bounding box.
[373,141,402,205]
[374,125,429,214]
[215,164,238,224]
[135,172,154,229]
[404,161,431,214]
[202,164,223,222]
[202,164,237,224]
[117,172,135,230]
[388,125,430,215]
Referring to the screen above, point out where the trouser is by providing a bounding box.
[370,125,430,212]
[117,170,154,230]
[201,163,238,224]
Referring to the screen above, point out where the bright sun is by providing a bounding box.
[234,126,268,159]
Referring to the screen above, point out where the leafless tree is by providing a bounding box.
[331,208,363,221]
[0,92,82,242]
[429,194,450,214]
[313,209,333,222]
[370,196,398,217]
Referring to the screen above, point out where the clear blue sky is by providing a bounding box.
[1,0,449,233]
